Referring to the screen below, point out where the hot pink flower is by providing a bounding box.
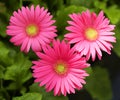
[32,39,89,96]
[6,5,57,52]
[65,10,116,61]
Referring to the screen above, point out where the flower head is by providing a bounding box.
[65,10,116,61]
[7,5,57,52]
[32,39,89,96]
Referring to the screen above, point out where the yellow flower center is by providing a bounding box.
[55,63,67,75]
[26,24,38,36]
[85,28,98,41]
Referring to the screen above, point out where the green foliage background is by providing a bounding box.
[0,0,120,100]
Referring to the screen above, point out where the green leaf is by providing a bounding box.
[20,87,27,95]
[0,3,8,38]
[4,52,32,86]
[6,82,19,90]
[85,66,112,100]
[29,83,43,93]
[13,93,42,100]
[113,39,120,57]
[0,88,10,100]
[0,23,7,37]
[69,0,93,7]
[0,2,6,13]
[29,83,68,100]
[94,2,120,24]
[94,1,106,10]
[42,0,64,13]
[0,42,14,66]
[85,66,92,75]
[113,23,120,56]
[0,65,5,79]
[104,5,120,24]
[6,82,27,95]
[56,5,87,37]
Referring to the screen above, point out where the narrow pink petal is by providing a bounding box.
[36,52,55,63]
[13,11,26,25]
[85,50,91,61]
[40,73,54,86]
[35,5,41,20]
[69,37,82,43]
[31,39,41,52]
[75,41,85,52]
[30,5,35,21]
[68,74,82,88]
[48,75,58,92]
[67,21,80,29]
[61,78,66,96]
[82,41,90,55]
[21,7,29,24]
[99,31,115,35]
[92,42,102,59]
[33,65,51,72]
[10,16,25,26]
[94,11,104,27]
[70,68,86,73]
[90,43,96,61]
[33,69,52,78]
[99,36,116,42]
[99,39,113,49]
[20,37,29,52]
[54,78,61,95]
[64,78,70,94]
[10,33,25,43]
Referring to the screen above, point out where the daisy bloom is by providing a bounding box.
[65,10,116,61]
[6,5,57,52]
[32,39,89,96]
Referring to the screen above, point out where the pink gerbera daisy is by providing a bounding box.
[65,10,116,61]
[6,5,57,52]
[32,39,89,96]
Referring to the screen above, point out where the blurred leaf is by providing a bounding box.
[29,83,42,93]
[0,42,14,65]
[105,5,120,24]
[30,0,47,8]
[0,17,7,37]
[85,66,92,75]
[4,52,32,85]
[43,0,64,13]
[29,83,68,100]
[94,0,106,10]
[113,39,120,57]
[69,0,93,7]
[0,2,6,13]
[85,66,112,100]
[31,0,40,5]
[6,0,19,11]
[0,96,5,100]
[94,2,120,24]
[0,2,9,38]
[6,82,27,95]
[0,88,10,100]
[0,65,5,79]
[56,5,87,36]
[6,82,19,90]
[13,93,42,100]
[20,87,27,95]
[113,23,120,56]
